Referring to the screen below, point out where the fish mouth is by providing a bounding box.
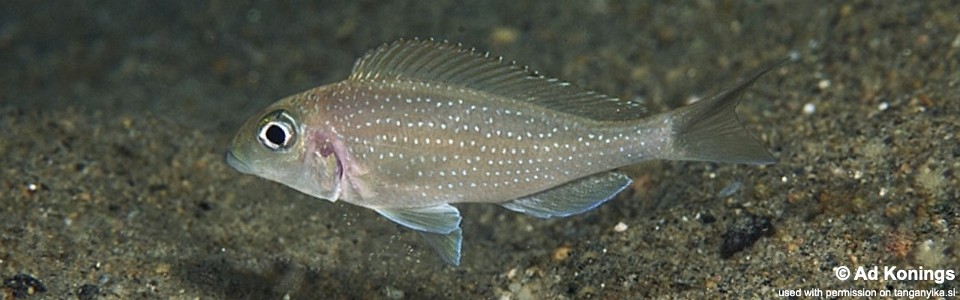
[225,150,253,174]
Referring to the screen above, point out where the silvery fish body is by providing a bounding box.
[226,39,775,265]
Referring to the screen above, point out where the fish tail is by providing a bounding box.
[665,64,778,165]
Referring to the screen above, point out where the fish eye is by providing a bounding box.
[256,110,297,151]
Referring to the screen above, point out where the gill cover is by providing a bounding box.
[226,98,344,203]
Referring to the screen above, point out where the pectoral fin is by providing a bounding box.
[373,204,462,234]
[418,228,463,265]
[501,172,632,218]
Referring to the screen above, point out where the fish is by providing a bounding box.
[225,38,776,265]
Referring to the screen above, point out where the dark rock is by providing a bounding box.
[3,273,47,298]
[77,284,99,300]
[719,213,774,259]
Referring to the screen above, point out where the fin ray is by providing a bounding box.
[501,172,632,218]
[418,228,463,265]
[349,39,647,120]
[374,204,461,234]
[667,62,780,165]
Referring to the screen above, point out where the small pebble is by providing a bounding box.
[613,222,628,233]
[802,103,816,115]
[718,181,742,197]
[552,244,571,262]
[817,79,831,90]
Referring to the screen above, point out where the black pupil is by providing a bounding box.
[265,124,286,146]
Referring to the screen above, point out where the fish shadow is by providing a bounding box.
[174,255,381,300]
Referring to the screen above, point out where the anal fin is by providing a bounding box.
[501,172,632,218]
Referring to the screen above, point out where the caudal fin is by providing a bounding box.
[668,64,778,165]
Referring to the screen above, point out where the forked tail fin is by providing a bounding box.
[667,63,779,165]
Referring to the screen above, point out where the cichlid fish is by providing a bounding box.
[225,39,775,265]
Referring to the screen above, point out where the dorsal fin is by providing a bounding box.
[349,38,647,120]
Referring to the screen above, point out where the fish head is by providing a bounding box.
[226,96,342,202]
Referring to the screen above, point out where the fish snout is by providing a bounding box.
[225,150,254,174]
